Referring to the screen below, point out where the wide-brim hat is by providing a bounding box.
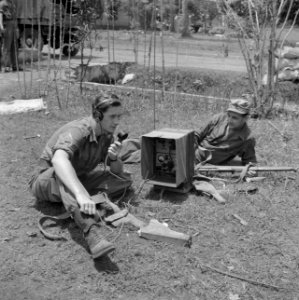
[227,98,251,115]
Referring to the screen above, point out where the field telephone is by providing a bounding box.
[141,128,194,193]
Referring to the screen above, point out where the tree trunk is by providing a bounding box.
[265,0,277,116]
[169,4,175,32]
[181,0,191,37]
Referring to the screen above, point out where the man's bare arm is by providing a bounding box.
[51,149,96,215]
[0,12,4,32]
[108,141,124,175]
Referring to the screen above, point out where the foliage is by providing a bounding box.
[220,0,299,26]
[279,0,299,25]
[189,0,219,26]
[106,0,122,21]
[121,0,178,30]
[122,0,152,29]
[75,0,104,25]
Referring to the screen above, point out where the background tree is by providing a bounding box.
[106,0,122,21]
[181,0,192,37]
[279,0,299,24]
[192,0,219,31]
[220,0,299,117]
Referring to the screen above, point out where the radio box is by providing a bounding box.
[141,128,194,193]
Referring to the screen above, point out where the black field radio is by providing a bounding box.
[141,128,194,193]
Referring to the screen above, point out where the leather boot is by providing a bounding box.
[72,209,115,259]
[85,226,115,259]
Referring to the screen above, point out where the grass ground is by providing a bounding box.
[1,77,299,299]
[1,29,299,300]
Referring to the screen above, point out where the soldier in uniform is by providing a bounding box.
[0,0,20,72]
[195,98,257,168]
[29,93,132,259]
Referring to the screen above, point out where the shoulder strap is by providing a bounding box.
[38,211,71,240]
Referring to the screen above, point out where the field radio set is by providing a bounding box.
[141,128,194,193]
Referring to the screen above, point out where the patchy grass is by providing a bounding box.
[1,72,299,300]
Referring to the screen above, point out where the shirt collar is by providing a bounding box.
[225,116,250,141]
[238,124,250,140]
[87,116,113,143]
[87,116,99,143]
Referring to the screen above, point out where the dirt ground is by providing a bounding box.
[1,31,299,300]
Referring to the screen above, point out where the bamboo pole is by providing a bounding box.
[153,0,157,129]
[160,0,165,102]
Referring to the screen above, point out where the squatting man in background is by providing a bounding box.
[194,98,257,175]
[29,93,132,259]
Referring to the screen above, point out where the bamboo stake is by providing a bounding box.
[14,0,23,97]
[45,0,53,100]
[160,0,165,102]
[65,0,73,108]
[153,0,157,130]
[37,0,42,96]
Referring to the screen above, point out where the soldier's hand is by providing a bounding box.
[247,169,257,177]
[247,164,257,177]
[108,141,122,161]
[76,194,96,215]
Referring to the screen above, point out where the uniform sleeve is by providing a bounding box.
[0,2,5,13]
[194,114,221,146]
[52,127,86,159]
[240,137,257,165]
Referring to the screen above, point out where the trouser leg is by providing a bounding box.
[10,25,18,69]
[80,166,132,198]
[30,166,133,212]
[2,21,15,68]
[30,167,79,212]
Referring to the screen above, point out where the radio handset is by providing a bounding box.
[117,131,128,143]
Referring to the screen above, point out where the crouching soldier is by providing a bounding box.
[194,98,257,172]
[29,93,132,259]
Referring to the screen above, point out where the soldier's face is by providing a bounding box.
[101,106,122,134]
[227,111,248,130]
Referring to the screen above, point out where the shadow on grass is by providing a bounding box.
[93,255,119,274]
[145,187,190,204]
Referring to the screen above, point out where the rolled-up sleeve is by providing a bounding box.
[53,127,85,159]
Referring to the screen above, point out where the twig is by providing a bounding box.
[202,263,283,291]
[24,134,41,140]
[111,220,125,243]
[267,120,284,137]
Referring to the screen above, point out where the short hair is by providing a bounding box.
[92,93,121,118]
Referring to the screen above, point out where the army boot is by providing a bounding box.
[72,209,115,259]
